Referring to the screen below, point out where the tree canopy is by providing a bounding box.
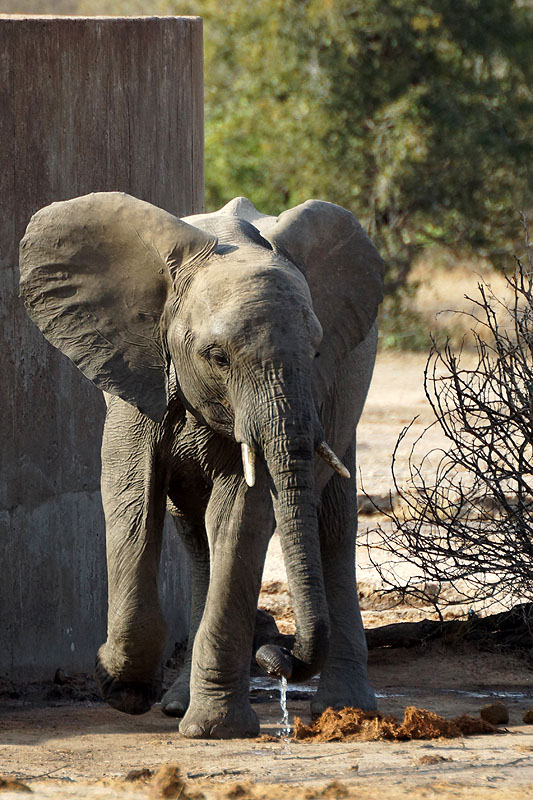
[195,0,532,285]
[67,0,533,284]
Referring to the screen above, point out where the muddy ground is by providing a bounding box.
[2,351,533,799]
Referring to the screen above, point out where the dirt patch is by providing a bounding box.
[293,706,500,743]
[415,754,452,765]
[317,781,350,797]
[150,764,184,798]
[124,768,154,783]
[2,661,533,799]
[224,783,254,799]
[0,671,101,707]
[258,580,295,636]
[0,777,32,793]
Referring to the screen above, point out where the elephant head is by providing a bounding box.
[19,192,384,683]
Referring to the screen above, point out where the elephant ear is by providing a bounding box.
[256,200,385,399]
[19,192,217,421]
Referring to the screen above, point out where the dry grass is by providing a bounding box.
[408,251,513,349]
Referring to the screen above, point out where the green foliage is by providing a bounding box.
[378,288,433,351]
[193,0,532,287]
[68,0,533,292]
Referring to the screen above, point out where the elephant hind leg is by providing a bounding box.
[161,517,210,717]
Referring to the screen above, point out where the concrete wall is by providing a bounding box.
[0,15,202,680]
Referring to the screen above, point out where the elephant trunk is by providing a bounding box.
[252,408,330,683]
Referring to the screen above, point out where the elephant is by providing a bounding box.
[19,190,385,739]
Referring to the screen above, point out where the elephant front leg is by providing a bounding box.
[96,402,168,715]
[180,472,273,739]
[312,440,377,718]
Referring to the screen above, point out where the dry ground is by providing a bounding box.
[2,642,533,799]
[2,262,531,799]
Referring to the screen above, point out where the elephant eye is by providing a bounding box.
[201,346,230,369]
[212,351,230,368]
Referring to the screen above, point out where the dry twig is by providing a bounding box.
[363,225,533,619]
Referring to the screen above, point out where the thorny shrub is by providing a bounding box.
[365,218,533,617]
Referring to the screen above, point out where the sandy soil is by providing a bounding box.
[2,351,533,799]
[3,644,533,799]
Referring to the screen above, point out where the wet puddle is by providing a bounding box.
[247,676,533,753]
[250,676,533,704]
[250,675,318,704]
[440,688,533,701]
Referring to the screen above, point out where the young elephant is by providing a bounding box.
[19,192,384,739]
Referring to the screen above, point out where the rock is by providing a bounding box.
[53,668,68,685]
[480,702,509,726]
[523,709,533,724]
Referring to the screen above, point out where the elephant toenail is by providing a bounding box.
[180,723,204,738]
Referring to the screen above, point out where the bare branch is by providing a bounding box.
[363,245,533,614]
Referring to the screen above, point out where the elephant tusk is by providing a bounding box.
[241,442,256,487]
[316,441,351,479]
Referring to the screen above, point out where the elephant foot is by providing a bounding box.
[311,675,377,719]
[95,648,160,716]
[161,679,190,717]
[179,699,259,739]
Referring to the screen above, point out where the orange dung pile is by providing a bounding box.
[293,706,500,742]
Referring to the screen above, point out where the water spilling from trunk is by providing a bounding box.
[279,676,291,749]
[279,677,290,734]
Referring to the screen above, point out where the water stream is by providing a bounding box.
[279,677,291,734]
[278,676,291,749]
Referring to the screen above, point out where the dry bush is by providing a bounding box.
[365,219,533,617]
[378,249,514,352]
[409,248,513,349]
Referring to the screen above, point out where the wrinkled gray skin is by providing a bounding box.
[19,192,384,739]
